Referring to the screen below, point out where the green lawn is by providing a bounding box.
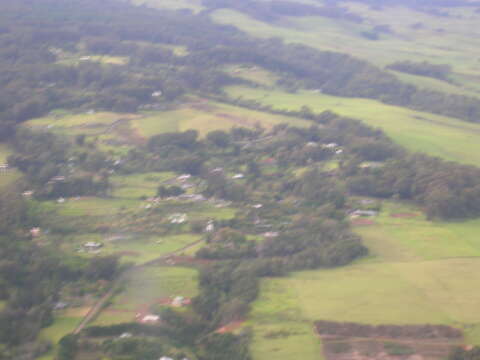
[55,197,141,217]
[38,315,83,360]
[248,201,480,360]
[226,85,480,166]
[94,266,198,325]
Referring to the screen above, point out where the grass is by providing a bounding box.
[134,99,310,138]
[226,85,480,166]
[94,266,198,325]
[55,197,141,217]
[110,172,175,199]
[38,315,83,360]
[130,0,203,12]
[210,6,480,94]
[222,64,279,87]
[248,201,480,359]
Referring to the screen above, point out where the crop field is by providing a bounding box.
[248,201,480,360]
[210,6,480,94]
[222,65,279,87]
[226,85,480,166]
[93,266,198,326]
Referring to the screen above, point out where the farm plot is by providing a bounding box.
[93,266,198,326]
[247,201,480,360]
[225,85,480,166]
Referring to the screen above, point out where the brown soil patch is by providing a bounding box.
[351,218,375,226]
[316,321,463,360]
[391,213,419,218]
[216,320,245,334]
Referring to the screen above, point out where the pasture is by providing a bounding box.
[210,6,480,94]
[226,85,480,166]
[248,201,480,360]
[93,266,198,325]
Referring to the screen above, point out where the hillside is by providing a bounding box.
[0,1,480,360]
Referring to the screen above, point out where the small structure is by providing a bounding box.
[53,301,68,310]
[263,232,279,238]
[168,213,188,224]
[57,198,66,204]
[119,332,133,339]
[151,90,163,97]
[350,210,378,218]
[322,143,338,149]
[177,174,191,182]
[172,296,185,307]
[210,167,224,174]
[159,357,174,360]
[84,241,103,251]
[335,149,344,155]
[205,220,215,233]
[0,164,9,173]
[22,190,34,197]
[79,56,91,61]
[142,314,160,323]
[30,227,41,238]
[51,176,66,182]
[252,204,263,209]
[232,173,244,179]
[306,142,318,148]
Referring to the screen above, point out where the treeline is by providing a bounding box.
[387,61,452,81]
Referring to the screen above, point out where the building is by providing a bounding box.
[232,173,244,179]
[142,314,160,323]
[84,242,103,250]
[30,228,41,238]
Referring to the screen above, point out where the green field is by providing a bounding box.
[130,0,203,12]
[134,100,310,137]
[94,266,198,325]
[211,6,480,94]
[111,172,175,199]
[226,85,480,166]
[248,201,480,360]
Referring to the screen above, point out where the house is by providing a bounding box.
[306,142,318,147]
[177,174,191,182]
[168,213,188,224]
[335,149,344,155]
[79,56,91,61]
[142,314,160,323]
[54,301,68,310]
[350,210,378,217]
[151,90,163,97]
[51,176,66,182]
[252,204,263,209]
[232,173,244,179]
[22,190,34,197]
[263,232,279,238]
[119,332,132,339]
[57,198,66,204]
[0,164,9,172]
[84,242,103,250]
[159,357,174,360]
[322,143,338,149]
[30,228,41,238]
[210,167,224,174]
[172,296,185,307]
[205,221,215,232]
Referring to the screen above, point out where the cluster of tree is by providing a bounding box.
[345,154,480,219]
[8,129,111,199]
[450,347,480,360]
[387,61,452,81]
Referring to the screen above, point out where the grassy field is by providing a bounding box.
[222,65,279,87]
[94,266,198,325]
[211,6,480,95]
[38,314,84,360]
[226,85,480,166]
[130,0,203,12]
[248,201,480,360]
[110,172,175,199]
[134,100,310,137]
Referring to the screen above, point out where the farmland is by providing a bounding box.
[247,201,480,360]
[226,85,480,166]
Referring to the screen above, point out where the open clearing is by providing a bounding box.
[93,266,198,326]
[226,85,480,166]
[248,201,480,360]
